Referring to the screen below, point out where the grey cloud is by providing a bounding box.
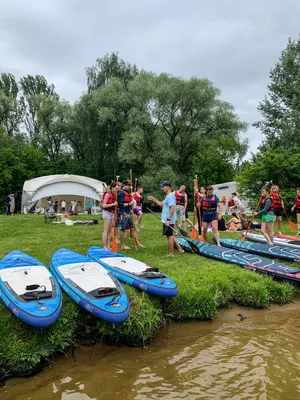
[1,0,300,155]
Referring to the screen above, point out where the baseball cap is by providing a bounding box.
[122,180,130,185]
[160,180,171,187]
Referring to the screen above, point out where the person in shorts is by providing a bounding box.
[200,186,222,246]
[148,181,184,257]
[118,180,143,250]
[133,185,144,230]
[174,185,188,231]
[102,183,118,250]
[254,186,274,245]
[271,185,284,234]
[291,188,300,235]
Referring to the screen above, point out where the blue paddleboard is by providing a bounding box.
[0,251,62,328]
[50,249,130,323]
[87,246,178,298]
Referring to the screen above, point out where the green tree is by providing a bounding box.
[0,73,22,136]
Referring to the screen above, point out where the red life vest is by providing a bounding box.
[201,195,217,212]
[271,192,282,209]
[260,197,274,212]
[104,192,116,213]
[228,199,235,207]
[133,192,143,207]
[174,191,186,206]
[121,190,132,204]
[294,196,300,212]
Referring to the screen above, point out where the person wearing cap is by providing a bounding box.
[148,181,184,257]
[117,180,144,250]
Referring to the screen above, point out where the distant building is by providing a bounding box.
[211,181,251,215]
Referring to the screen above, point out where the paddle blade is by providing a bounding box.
[288,219,296,231]
[190,227,197,240]
[199,234,205,243]
[186,239,200,254]
[112,236,118,253]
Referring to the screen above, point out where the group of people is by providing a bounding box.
[5,193,15,216]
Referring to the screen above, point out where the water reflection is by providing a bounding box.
[3,305,300,400]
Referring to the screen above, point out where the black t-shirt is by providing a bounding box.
[218,217,227,231]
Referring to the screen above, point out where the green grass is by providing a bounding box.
[0,214,297,377]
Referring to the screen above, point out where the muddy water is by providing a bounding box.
[3,303,300,400]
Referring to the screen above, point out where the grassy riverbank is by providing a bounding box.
[0,214,297,378]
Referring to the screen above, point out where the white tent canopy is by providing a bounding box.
[21,174,106,214]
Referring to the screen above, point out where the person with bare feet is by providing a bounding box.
[102,183,118,250]
[118,180,144,250]
[254,186,274,245]
[148,181,184,257]
[200,186,222,246]
[133,185,144,230]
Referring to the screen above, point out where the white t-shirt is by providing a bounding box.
[61,201,66,208]
[233,196,245,213]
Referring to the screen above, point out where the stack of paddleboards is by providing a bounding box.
[87,246,178,298]
[50,249,130,323]
[243,232,300,249]
[0,251,62,328]
[178,238,300,283]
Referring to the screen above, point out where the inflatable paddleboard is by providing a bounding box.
[87,247,178,298]
[177,238,300,283]
[243,232,300,249]
[50,249,129,323]
[278,234,300,241]
[0,251,62,328]
[219,238,300,262]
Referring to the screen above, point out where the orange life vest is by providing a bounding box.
[174,191,186,206]
[271,192,282,209]
[260,197,274,212]
[201,195,217,212]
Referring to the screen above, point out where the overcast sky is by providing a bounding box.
[1,0,300,155]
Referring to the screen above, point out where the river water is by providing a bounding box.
[3,303,300,400]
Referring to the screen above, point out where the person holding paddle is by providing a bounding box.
[254,186,274,245]
[271,185,284,235]
[118,180,144,250]
[291,188,300,235]
[200,186,222,246]
[148,181,184,257]
[102,183,118,250]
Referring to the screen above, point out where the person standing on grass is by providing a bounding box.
[5,194,11,215]
[148,181,184,257]
[102,183,118,250]
[174,185,188,232]
[254,186,274,245]
[87,199,93,214]
[200,186,222,246]
[133,185,144,230]
[271,185,284,235]
[118,180,144,250]
[196,186,206,231]
[61,199,66,213]
[9,194,15,215]
[291,188,300,235]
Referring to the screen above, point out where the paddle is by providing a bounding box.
[130,169,138,250]
[283,206,296,231]
[241,196,262,242]
[111,176,119,253]
[190,175,198,240]
[147,207,201,254]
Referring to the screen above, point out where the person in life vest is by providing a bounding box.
[291,188,300,235]
[195,186,206,231]
[117,180,144,250]
[254,186,275,245]
[271,185,284,235]
[102,183,118,250]
[174,185,188,231]
[200,186,222,246]
[133,185,144,230]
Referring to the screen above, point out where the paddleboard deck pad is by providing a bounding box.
[87,247,178,298]
[177,238,300,283]
[0,251,62,327]
[219,238,300,262]
[50,249,129,323]
[243,233,300,248]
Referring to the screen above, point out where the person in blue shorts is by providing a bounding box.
[200,186,222,246]
[148,181,184,257]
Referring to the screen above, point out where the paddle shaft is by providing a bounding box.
[242,196,262,241]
